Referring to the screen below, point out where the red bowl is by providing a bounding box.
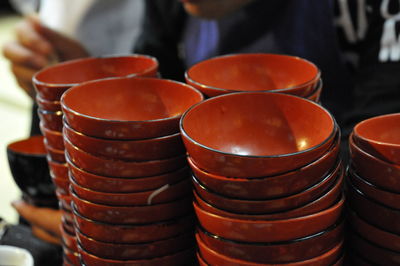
[67,156,190,193]
[348,208,400,252]
[57,189,72,211]
[353,113,400,164]
[72,206,195,243]
[197,233,343,266]
[192,160,341,214]
[76,229,194,260]
[64,137,187,178]
[71,191,193,224]
[61,205,74,226]
[305,79,323,103]
[193,168,344,220]
[346,179,400,234]
[70,175,191,206]
[193,194,344,243]
[349,232,400,265]
[78,245,195,266]
[349,168,400,210]
[44,140,66,163]
[349,134,400,192]
[63,245,80,266]
[196,218,343,264]
[63,121,185,161]
[33,55,159,101]
[185,53,320,98]
[180,92,336,178]
[40,122,64,150]
[36,95,61,112]
[52,175,69,195]
[61,77,204,140]
[60,222,77,251]
[47,157,68,179]
[6,135,55,199]
[37,108,63,132]
[187,132,339,200]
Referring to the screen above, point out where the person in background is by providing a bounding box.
[1,0,144,263]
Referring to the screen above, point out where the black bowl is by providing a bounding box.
[7,135,57,206]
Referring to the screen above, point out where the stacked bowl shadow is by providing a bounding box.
[6,135,58,208]
[185,53,322,102]
[60,77,204,265]
[346,113,400,265]
[32,55,159,266]
[180,92,345,265]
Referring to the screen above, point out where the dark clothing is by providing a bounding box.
[134,0,354,127]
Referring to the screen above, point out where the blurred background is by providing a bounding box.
[0,2,31,223]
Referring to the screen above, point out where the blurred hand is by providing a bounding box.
[2,15,89,98]
[12,199,62,245]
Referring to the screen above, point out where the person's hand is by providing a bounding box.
[2,15,89,98]
[11,200,62,245]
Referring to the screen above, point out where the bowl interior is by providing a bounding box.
[7,135,46,155]
[182,92,334,156]
[62,77,203,122]
[355,113,400,145]
[187,54,319,92]
[34,56,158,86]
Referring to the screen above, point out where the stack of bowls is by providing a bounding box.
[60,77,204,265]
[32,55,159,266]
[185,53,322,102]
[6,135,58,208]
[180,92,344,265]
[346,113,400,265]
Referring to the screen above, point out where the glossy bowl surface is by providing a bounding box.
[37,109,63,132]
[192,160,341,214]
[44,140,65,163]
[76,229,194,260]
[33,55,159,101]
[353,113,400,164]
[181,92,336,178]
[185,53,320,97]
[193,167,343,220]
[78,245,195,266]
[197,218,343,264]
[349,168,400,209]
[63,121,185,161]
[348,208,400,252]
[188,132,339,200]
[47,157,68,179]
[71,191,193,224]
[72,206,195,243]
[67,156,190,193]
[349,134,400,192]
[36,95,61,112]
[7,135,56,199]
[61,77,203,139]
[347,179,400,234]
[70,176,191,206]
[349,232,400,265]
[193,195,344,242]
[40,122,64,150]
[197,233,343,266]
[64,137,186,178]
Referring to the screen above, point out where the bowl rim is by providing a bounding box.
[197,216,344,246]
[185,53,321,95]
[192,158,341,202]
[193,193,344,224]
[6,135,47,157]
[62,118,182,142]
[61,76,204,124]
[180,91,337,159]
[32,54,159,88]
[353,113,400,148]
[72,202,195,227]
